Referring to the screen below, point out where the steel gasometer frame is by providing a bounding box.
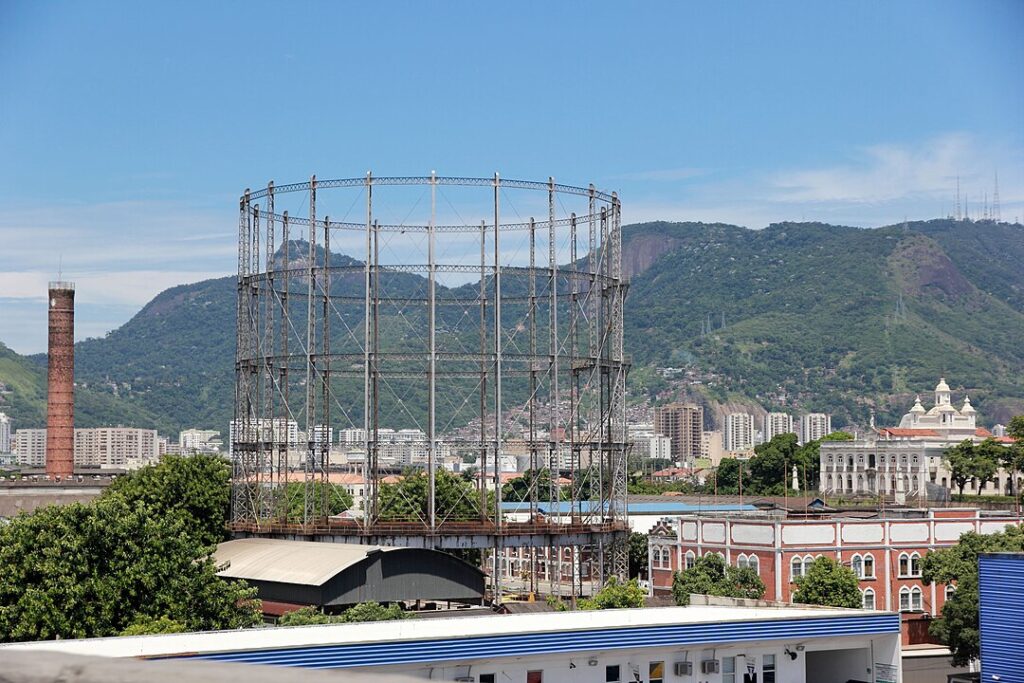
[231,173,630,592]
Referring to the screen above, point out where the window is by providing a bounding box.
[527,671,543,683]
[763,654,776,683]
[900,587,923,612]
[910,553,921,577]
[862,553,874,578]
[945,584,956,603]
[649,661,664,683]
[852,554,863,578]
[898,553,910,576]
[862,588,876,610]
[722,656,736,683]
[747,555,759,574]
[791,556,804,579]
[685,550,696,570]
[605,665,620,682]
[480,676,495,683]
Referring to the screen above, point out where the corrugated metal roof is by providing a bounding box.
[215,539,400,586]
[979,553,1024,683]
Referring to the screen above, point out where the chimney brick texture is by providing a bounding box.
[46,285,75,478]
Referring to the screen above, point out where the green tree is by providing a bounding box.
[944,440,976,496]
[278,481,353,523]
[579,577,646,610]
[278,602,407,626]
[792,556,861,608]
[713,458,741,494]
[671,553,765,606]
[378,469,488,522]
[103,453,230,547]
[120,616,188,636]
[628,532,649,579]
[971,439,1002,496]
[921,524,1024,666]
[0,497,261,642]
[1002,416,1024,497]
[822,431,855,441]
[502,469,564,503]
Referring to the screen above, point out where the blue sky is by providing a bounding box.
[1,1,1022,353]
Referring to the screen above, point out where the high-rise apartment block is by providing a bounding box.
[763,412,795,442]
[724,413,755,452]
[654,403,703,463]
[0,412,11,454]
[179,428,222,453]
[14,426,160,469]
[800,413,832,444]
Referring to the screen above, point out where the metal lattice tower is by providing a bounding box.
[231,174,630,594]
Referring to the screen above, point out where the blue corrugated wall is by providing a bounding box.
[979,553,1024,683]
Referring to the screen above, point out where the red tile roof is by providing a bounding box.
[879,428,941,437]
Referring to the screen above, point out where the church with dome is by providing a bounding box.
[820,377,1019,501]
[894,377,978,440]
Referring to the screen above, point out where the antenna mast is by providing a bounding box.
[993,171,1001,222]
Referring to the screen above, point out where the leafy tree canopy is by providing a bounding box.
[822,431,855,441]
[378,468,490,522]
[578,577,646,610]
[921,524,1024,666]
[103,453,230,547]
[278,481,353,523]
[792,556,861,609]
[0,496,261,642]
[120,616,188,636]
[628,532,649,579]
[501,469,566,503]
[277,602,407,626]
[671,553,765,606]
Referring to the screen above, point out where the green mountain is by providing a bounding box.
[2,218,1022,436]
[624,219,1024,426]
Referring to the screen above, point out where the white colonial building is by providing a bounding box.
[820,378,1018,500]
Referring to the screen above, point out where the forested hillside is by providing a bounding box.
[1,218,1021,435]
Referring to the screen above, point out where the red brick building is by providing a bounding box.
[649,508,1022,644]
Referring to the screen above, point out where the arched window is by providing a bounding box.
[791,556,804,579]
[851,554,863,578]
[945,584,956,603]
[863,553,875,578]
[747,555,759,575]
[899,587,911,611]
[910,552,922,577]
[846,475,853,490]
[898,553,910,576]
[910,587,923,611]
[862,588,876,610]
[684,550,696,570]
[736,554,747,569]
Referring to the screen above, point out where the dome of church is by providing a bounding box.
[935,377,951,393]
[909,396,926,413]
[961,396,976,414]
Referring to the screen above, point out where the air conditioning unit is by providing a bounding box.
[674,661,693,675]
[700,660,720,674]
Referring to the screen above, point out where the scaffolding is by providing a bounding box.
[231,174,630,594]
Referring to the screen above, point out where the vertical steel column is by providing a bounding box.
[492,172,503,603]
[231,190,250,524]
[528,216,538,595]
[280,209,290,506]
[371,218,381,524]
[428,171,437,532]
[548,178,561,596]
[609,194,629,581]
[321,213,331,518]
[303,175,317,525]
[478,219,488,523]
[363,172,374,528]
[264,182,276,513]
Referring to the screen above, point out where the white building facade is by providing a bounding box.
[0,412,11,454]
[763,412,794,442]
[800,413,832,444]
[724,412,755,452]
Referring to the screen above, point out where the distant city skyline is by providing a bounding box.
[1,1,1022,353]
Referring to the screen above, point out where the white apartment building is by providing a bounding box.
[15,427,159,469]
[14,428,47,467]
[0,411,12,454]
[228,419,299,456]
[179,428,222,453]
[724,412,755,452]
[800,413,832,444]
[700,429,724,465]
[763,412,795,442]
